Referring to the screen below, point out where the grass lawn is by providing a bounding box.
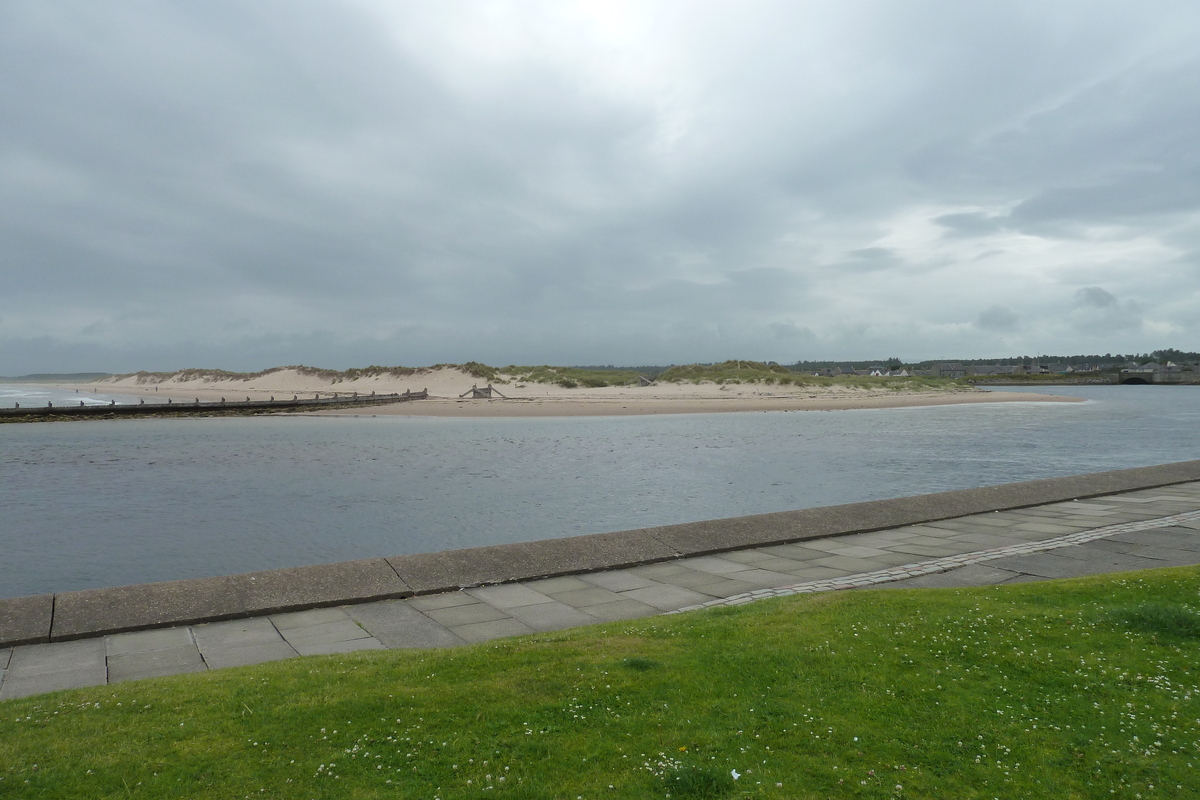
[3,567,1199,799]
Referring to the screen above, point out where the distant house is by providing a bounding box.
[934,362,967,379]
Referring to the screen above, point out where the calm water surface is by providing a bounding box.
[2,385,1197,597]
[0,383,148,408]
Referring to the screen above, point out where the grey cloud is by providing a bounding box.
[974,305,1020,332]
[831,247,903,274]
[935,212,1007,237]
[1074,286,1119,310]
[1070,286,1142,334]
[769,322,817,340]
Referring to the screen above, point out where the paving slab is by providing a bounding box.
[106,627,196,657]
[579,570,660,592]
[466,584,555,609]
[881,564,1026,589]
[716,549,782,565]
[886,529,965,543]
[107,646,206,683]
[193,618,285,650]
[0,648,10,669]
[407,591,478,611]
[627,562,693,579]
[423,602,511,627]
[717,568,803,588]
[505,601,600,632]
[0,593,54,647]
[1042,501,1118,513]
[947,532,1041,548]
[1,639,107,700]
[811,555,905,572]
[1104,529,1200,551]
[775,566,855,580]
[619,584,712,611]
[0,667,108,699]
[1107,547,1200,567]
[8,638,106,675]
[269,607,352,630]
[934,514,1022,529]
[1013,522,1092,535]
[691,579,764,598]
[721,554,810,572]
[191,619,299,670]
[448,617,536,643]
[274,619,374,648]
[522,576,595,594]
[823,544,894,558]
[578,598,660,622]
[346,600,464,649]
[920,519,1008,533]
[985,552,1147,579]
[290,638,386,657]
[850,551,928,568]
[886,544,972,559]
[754,542,843,559]
[645,567,727,588]
[200,642,299,670]
[542,586,625,607]
[679,555,756,575]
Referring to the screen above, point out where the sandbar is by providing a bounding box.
[41,366,1083,417]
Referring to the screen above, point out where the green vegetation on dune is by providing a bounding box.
[502,365,643,388]
[659,361,966,391]
[658,360,794,383]
[4,567,1200,798]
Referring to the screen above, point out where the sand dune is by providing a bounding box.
[54,366,1083,416]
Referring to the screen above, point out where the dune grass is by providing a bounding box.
[4,567,1199,799]
[658,361,965,391]
[502,365,644,388]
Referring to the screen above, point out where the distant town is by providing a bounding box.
[785,349,1200,384]
[572,349,1200,385]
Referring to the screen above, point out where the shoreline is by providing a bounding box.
[302,390,1083,417]
[26,366,1084,417]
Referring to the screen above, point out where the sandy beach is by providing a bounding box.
[39,366,1084,417]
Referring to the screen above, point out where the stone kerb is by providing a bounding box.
[2,459,1199,647]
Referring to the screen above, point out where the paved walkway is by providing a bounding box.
[3,480,1199,702]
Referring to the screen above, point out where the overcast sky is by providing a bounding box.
[3,1,1199,373]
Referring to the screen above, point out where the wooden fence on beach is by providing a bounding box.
[0,389,428,420]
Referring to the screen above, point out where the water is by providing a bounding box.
[1,385,1197,597]
[0,383,150,409]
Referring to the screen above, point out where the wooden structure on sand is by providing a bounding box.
[459,384,508,399]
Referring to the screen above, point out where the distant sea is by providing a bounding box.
[2,384,1198,598]
[0,383,147,409]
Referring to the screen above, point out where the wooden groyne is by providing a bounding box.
[0,389,428,421]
